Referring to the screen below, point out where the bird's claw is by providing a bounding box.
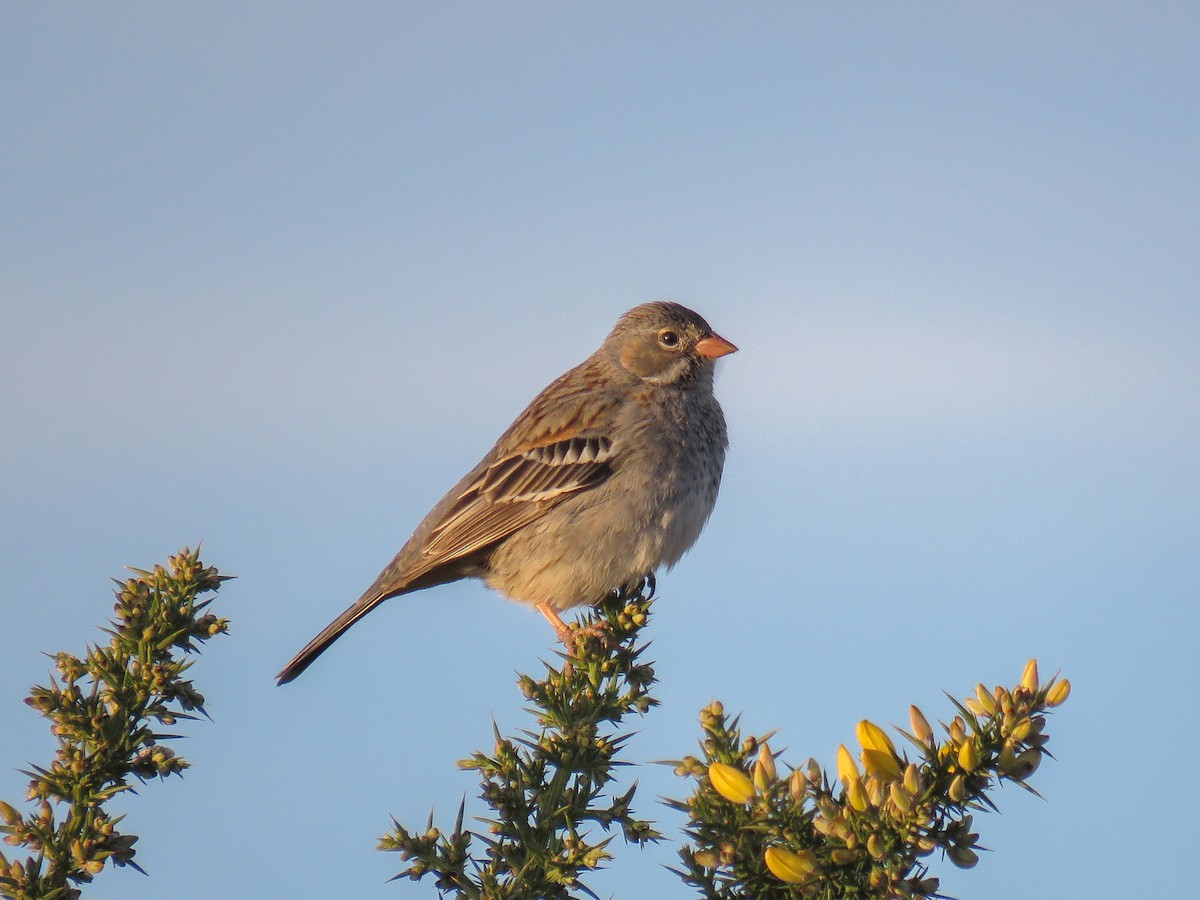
[639,572,656,601]
[611,572,656,603]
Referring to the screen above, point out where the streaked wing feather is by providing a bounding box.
[419,502,547,562]
[420,435,614,561]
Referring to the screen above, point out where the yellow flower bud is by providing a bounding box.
[836,744,860,783]
[806,757,822,785]
[818,795,838,818]
[867,833,886,860]
[957,741,980,773]
[752,767,770,793]
[692,850,720,869]
[949,718,966,745]
[1010,717,1033,742]
[1046,678,1071,707]
[997,742,1018,775]
[948,774,967,802]
[708,762,756,804]
[965,698,987,716]
[909,705,933,745]
[975,683,997,714]
[889,781,914,814]
[754,744,777,789]
[789,768,806,802]
[764,846,816,883]
[903,762,922,795]
[846,775,870,811]
[1022,659,1039,691]
[867,774,887,807]
[830,848,857,865]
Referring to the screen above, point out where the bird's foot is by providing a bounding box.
[537,604,616,670]
[610,572,656,603]
[638,572,656,601]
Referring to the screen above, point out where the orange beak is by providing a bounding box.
[695,333,738,359]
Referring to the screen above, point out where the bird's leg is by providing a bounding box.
[538,604,581,676]
[537,603,612,665]
[538,604,574,644]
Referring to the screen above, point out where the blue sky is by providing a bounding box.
[2,4,1197,898]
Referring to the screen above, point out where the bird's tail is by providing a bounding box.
[276,589,391,685]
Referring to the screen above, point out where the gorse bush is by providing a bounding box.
[379,589,662,899]
[2,554,1068,899]
[382,587,1069,899]
[0,550,230,900]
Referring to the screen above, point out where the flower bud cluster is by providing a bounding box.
[0,548,229,899]
[671,658,1069,899]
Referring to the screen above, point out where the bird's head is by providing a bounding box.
[606,301,737,385]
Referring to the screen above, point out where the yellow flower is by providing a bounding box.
[861,748,902,781]
[764,846,816,883]
[1046,678,1071,707]
[836,744,859,783]
[857,720,903,780]
[856,720,896,754]
[708,762,755,804]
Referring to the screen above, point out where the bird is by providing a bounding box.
[276,301,736,684]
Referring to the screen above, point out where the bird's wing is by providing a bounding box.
[418,434,616,561]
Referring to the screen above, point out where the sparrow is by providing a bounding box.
[276,301,735,684]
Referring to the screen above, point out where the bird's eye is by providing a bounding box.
[658,329,681,349]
